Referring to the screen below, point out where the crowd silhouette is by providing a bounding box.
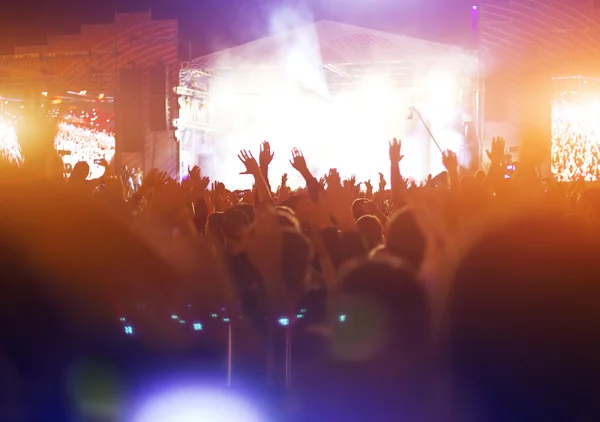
[1,119,600,422]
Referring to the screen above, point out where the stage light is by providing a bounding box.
[79,90,87,96]
[41,91,48,96]
[98,93,105,100]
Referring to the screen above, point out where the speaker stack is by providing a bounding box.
[114,67,144,153]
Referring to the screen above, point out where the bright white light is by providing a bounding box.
[552,98,600,182]
[54,122,115,180]
[0,121,23,165]
[180,65,463,186]
[361,75,394,102]
[132,387,266,422]
[425,70,456,103]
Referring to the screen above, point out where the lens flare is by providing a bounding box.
[132,387,267,422]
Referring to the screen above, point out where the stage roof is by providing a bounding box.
[189,20,471,70]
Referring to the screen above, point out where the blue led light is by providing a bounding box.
[277,317,290,327]
[222,318,230,323]
[119,317,126,322]
[211,313,218,318]
[171,314,178,320]
[124,325,133,335]
[338,314,347,323]
[193,323,203,331]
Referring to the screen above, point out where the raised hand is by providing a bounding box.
[290,148,308,174]
[238,150,260,176]
[318,176,326,188]
[425,174,434,187]
[320,177,355,230]
[188,165,209,190]
[442,149,458,173]
[188,165,201,182]
[486,136,506,164]
[200,176,210,191]
[326,168,341,188]
[259,141,274,168]
[389,138,404,164]
[378,172,387,192]
[364,179,373,197]
[278,174,291,201]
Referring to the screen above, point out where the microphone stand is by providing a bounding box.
[409,106,443,154]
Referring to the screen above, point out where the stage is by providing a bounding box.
[176,21,478,188]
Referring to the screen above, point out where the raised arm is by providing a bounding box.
[290,148,321,202]
[258,141,274,192]
[389,138,407,210]
[483,136,506,192]
[238,149,272,204]
[442,150,461,194]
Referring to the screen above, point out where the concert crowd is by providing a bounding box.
[1,118,600,422]
[551,100,600,181]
